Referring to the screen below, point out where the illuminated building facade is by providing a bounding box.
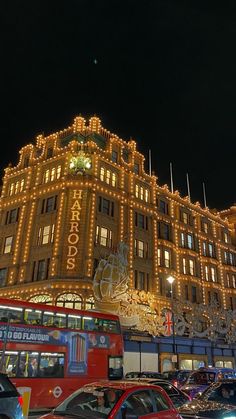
[0,116,236,370]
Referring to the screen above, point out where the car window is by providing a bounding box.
[202,382,236,404]
[154,382,179,395]
[0,375,18,396]
[123,390,154,416]
[152,389,170,411]
[188,372,216,385]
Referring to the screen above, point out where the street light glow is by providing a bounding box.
[166,275,175,285]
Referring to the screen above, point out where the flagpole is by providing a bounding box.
[186,173,191,201]
[170,162,174,193]
[203,182,207,208]
[148,150,152,176]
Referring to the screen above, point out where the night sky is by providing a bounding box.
[1,1,236,210]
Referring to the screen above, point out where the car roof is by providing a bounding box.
[126,378,168,383]
[83,380,169,391]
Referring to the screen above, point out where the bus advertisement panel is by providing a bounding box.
[0,298,123,410]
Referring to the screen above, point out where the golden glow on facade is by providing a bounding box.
[0,116,235,313]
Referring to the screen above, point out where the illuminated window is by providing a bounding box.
[15,181,20,194]
[4,236,13,254]
[85,297,95,310]
[9,183,14,196]
[180,233,185,247]
[157,248,161,266]
[202,242,207,256]
[183,258,187,274]
[56,165,61,179]
[56,293,82,310]
[202,222,208,233]
[135,185,149,202]
[20,179,24,192]
[144,189,149,202]
[51,167,56,181]
[208,243,213,257]
[164,250,170,268]
[44,169,50,183]
[111,172,117,187]
[205,266,209,281]
[37,225,55,245]
[96,226,112,247]
[187,234,193,249]
[140,187,144,200]
[100,167,105,181]
[233,275,236,288]
[211,267,216,282]
[135,185,139,198]
[106,170,111,184]
[223,231,229,243]
[135,240,145,258]
[182,212,188,224]
[28,295,52,304]
[189,259,194,275]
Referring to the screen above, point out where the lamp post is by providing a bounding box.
[166,275,178,369]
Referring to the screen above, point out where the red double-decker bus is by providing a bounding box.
[0,298,123,410]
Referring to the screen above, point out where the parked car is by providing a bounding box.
[127,377,191,408]
[40,380,183,419]
[162,370,192,389]
[181,367,236,399]
[179,379,236,418]
[125,371,165,379]
[0,372,23,419]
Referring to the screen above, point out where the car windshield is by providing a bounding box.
[54,386,124,418]
[200,382,236,405]
[187,371,216,385]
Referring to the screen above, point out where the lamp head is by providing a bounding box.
[166,275,175,285]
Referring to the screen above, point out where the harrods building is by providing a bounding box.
[0,116,236,370]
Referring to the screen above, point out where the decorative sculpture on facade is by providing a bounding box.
[93,244,236,342]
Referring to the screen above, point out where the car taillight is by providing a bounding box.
[18,395,23,407]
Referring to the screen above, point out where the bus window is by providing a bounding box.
[42,311,66,328]
[0,351,18,376]
[0,305,23,323]
[102,319,119,334]
[19,352,39,377]
[39,353,64,378]
[83,316,96,331]
[68,314,81,329]
[24,309,42,325]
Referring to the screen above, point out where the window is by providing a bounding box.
[0,268,7,287]
[182,212,188,224]
[99,167,117,187]
[135,212,148,230]
[41,195,57,213]
[226,273,230,287]
[134,271,150,291]
[124,390,154,415]
[111,150,118,163]
[159,199,169,214]
[135,240,147,258]
[202,221,208,233]
[205,266,209,281]
[9,180,25,196]
[189,259,194,275]
[134,163,139,174]
[46,147,53,159]
[158,222,171,241]
[23,156,30,168]
[35,259,50,281]
[96,226,112,247]
[4,236,13,254]
[157,248,161,266]
[24,308,42,325]
[6,208,19,224]
[208,243,213,257]
[164,250,170,267]
[211,267,216,282]
[233,275,236,288]
[56,293,82,310]
[183,258,187,274]
[152,390,169,411]
[135,184,149,202]
[202,242,207,256]
[187,234,193,249]
[223,230,230,243]
[98,197,114,217]
[37,224,55,245]
[43,166,61,183]
[192,286,197,303]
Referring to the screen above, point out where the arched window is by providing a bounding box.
[28,294,52,305]
[85,297,95,310]
[56,293,82,310]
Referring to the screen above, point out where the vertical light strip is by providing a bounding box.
[87,191,96,277]
[153,219,159,294]
[51,192,65,276]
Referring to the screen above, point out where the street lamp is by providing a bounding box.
[166,275,178,369]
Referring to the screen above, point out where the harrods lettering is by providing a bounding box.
[66,189,83,270]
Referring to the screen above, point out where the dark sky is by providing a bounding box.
[1,1,236,210]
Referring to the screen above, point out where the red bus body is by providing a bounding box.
[0,298,123,410]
